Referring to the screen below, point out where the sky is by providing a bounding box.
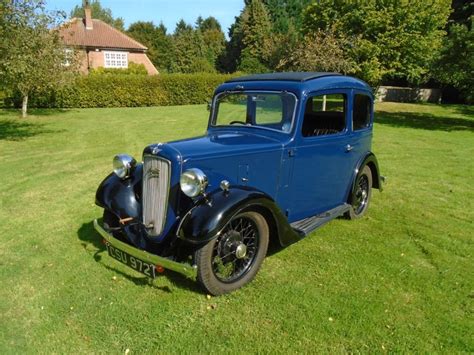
[46,0,245,35]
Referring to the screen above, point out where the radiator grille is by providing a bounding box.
[142,155,171,236]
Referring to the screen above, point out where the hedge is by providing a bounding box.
[7,73,235,108]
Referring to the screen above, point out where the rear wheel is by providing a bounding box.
[195,211,269,295]
[347,165,372,219]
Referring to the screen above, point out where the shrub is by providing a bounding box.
[8,73,235,108]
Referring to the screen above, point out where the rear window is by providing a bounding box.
[353,94,372,130]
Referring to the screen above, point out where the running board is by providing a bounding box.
[290,203,351,236]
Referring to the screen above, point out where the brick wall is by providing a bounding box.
[87,50,105,69]
[76,50,89,74]
[84,49,158,75]
[128,52,159,75]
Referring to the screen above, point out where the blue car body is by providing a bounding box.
[95,72,382,279]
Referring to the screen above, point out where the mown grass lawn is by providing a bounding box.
[0,103,473,353]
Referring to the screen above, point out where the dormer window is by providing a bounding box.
[104,51,128,68]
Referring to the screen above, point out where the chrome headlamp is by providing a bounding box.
[112,154,136,179]
[180,168,208,197]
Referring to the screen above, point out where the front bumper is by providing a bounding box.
[93,219,197,280]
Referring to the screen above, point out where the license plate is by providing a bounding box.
[105,242,156,278]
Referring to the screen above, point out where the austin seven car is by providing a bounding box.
[93,72,383,295]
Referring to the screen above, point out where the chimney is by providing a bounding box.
[83,0,93,30]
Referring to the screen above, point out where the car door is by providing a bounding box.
[287,90,355,222]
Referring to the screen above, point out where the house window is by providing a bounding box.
[104,51,128,68]
[63,48,74,67]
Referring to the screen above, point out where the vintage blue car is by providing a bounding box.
[94,72,383,295]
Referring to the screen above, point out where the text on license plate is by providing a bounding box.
[105,242,156,278]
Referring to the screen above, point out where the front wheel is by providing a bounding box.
[347,165,373,219]
[195,211,269,295]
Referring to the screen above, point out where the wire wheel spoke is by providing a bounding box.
[211,216,259,283]
[354,175,369,214]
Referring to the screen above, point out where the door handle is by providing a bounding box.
[345,144,353,152]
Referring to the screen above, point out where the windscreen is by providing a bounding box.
[213,92,296,133]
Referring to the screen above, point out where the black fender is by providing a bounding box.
[353,152,383,192]
[95,164,143,220]
[177,186,301,247]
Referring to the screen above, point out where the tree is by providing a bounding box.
[263,0,311,34]
[448,0,473,26]
[240,0,273,66]
[70,0,124,31]
[434,2,473,103]
[174,19,193,35]
[0,0,78,117]
[127,21,173,72]
[196,17,226,69]
[223,0,274,73]
[196,16,222,32]
[303,0,452,85]
[277,29,356,74]
[170,20,214,73]
[220,19,244,72]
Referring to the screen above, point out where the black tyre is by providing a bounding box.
[195,211,269,295]
[347,165,373,219]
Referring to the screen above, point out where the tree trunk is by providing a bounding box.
[22,95,28,118]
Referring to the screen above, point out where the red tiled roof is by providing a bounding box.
[59,18,147,51]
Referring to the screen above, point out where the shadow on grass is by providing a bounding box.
[77,221,201,294]
[0,119,60,141]
[376,110,474,132]
[451,104,474,117]
[0,108,70,117]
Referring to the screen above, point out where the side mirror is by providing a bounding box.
[207,101,211,111]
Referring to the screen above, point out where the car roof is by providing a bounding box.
[217,72,372,96]
[225,72,342,83]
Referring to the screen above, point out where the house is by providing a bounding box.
[59,4,158,75]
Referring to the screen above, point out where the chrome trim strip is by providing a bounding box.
[94,220,197,280]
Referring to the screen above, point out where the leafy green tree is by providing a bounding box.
[174,19,193,35]
[127,21,173,72]
[220,19,244,72]
[223,0,274,73]
[0,0,78,117]
[224,0,308,72]
[277,29,356,74]
[196,17,226,70]
[449,0,473,26]
[435,4,473,103]
[303,0,452,85]
[70,0,124,31]
[263,0,311,34]
[240,0,273,66]
[196,16,222,32]
[171,20,214,73]
[237,49,270,73]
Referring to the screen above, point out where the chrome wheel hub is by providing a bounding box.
[235,243,247,259]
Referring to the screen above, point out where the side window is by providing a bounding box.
[302,94,346,137]
[353,94,372,130]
